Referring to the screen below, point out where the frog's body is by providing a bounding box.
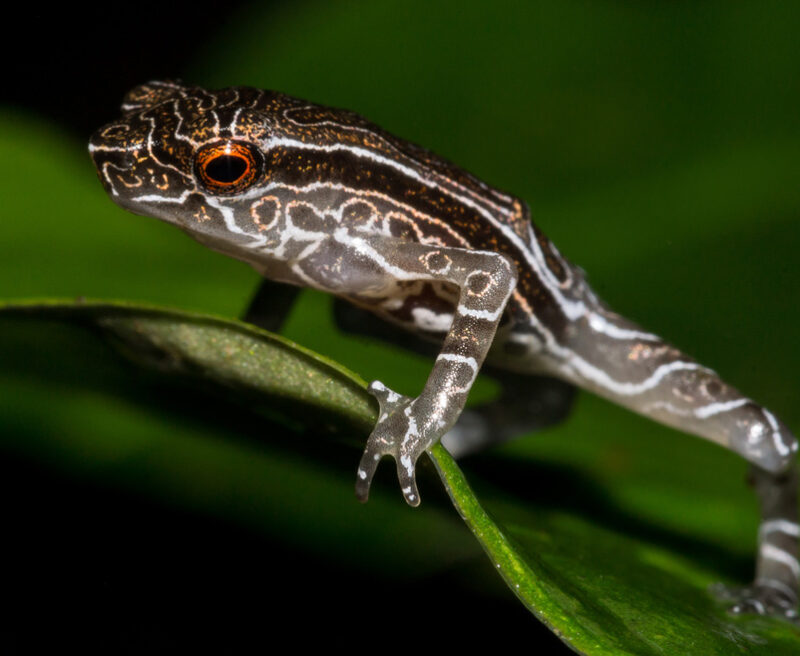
[90,81,798,619]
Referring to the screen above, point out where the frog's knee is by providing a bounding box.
[734,408,798,474]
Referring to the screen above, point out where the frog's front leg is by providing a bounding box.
[311,235,517,506]
[331,300,577,458]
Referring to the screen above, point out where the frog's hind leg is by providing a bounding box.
[333,300,576,458]
[544,304,799,619]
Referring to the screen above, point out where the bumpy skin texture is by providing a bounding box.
[89,81,798,619]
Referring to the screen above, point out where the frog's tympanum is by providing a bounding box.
[90,81,799,619]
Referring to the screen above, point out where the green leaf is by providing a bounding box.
[2,299,799,654]
[3,299,375,433]
[431,450,800,654]
[0,299,477,575]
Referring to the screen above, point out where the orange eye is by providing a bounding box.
[195,141,261,194]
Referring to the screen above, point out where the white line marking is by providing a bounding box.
[694,398,750,419]
[411,307,454,332]
[459,306,505,321]
[761,543,800,578]
[760,519,800,540]
[763,409,795,457]
[588,312,661,341]
[436,353,478,374]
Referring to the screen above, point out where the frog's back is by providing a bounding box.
[238,85,536,249]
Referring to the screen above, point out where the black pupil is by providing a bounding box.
[205,155,247,184]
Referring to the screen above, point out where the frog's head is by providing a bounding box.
[89,80,293,258]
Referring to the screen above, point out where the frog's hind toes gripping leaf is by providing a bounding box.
[711,581,800,623]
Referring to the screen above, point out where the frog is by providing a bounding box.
[89,80,798,620]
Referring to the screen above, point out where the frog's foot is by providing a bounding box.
[355,380,428,507]
[710,580,799,622]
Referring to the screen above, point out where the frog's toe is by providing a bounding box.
[367,380,410,420]
[355,433,391,503]
[396,453,421,507]
[357,383,428,506]
[710,581,799,622]
[355,454,378,503]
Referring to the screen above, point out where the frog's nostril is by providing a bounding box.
[89,128,111,156]
[89,122,142,167]
[89,136,142,200]
[117,150,135,169]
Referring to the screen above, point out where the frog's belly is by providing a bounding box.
[344,280,529,344]
[345,280,459,337]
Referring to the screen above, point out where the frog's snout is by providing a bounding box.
[88,121,195,223]
[89,127,134,169]
[88,124,142,201]
[89,146,134,174]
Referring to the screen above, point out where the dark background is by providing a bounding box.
[2,1,799,653]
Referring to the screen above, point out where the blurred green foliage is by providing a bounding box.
[1,0,799,651]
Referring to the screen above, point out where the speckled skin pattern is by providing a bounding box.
[90,81,798,619]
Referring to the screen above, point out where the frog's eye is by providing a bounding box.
[195,141,262,194]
